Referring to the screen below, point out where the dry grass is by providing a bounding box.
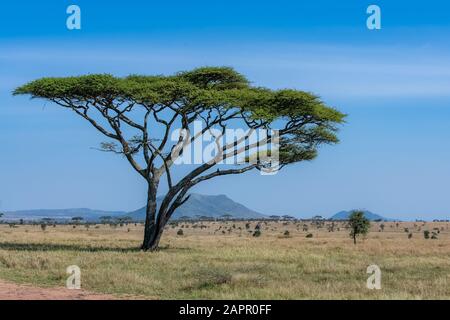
[0,220,449,299]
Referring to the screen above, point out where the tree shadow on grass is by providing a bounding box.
[0,242,189,253]
[0,242,141,253]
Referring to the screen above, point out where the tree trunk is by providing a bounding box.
[353,233,357,245]
[141,182,159,251]
[141,182,185,251]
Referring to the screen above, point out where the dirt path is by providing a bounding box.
[0,280,118,300]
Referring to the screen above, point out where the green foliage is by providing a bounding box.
[177,229,184,236]
[14,67,345,168]
[305,233,313,238]
[348,210,370,244]
[253,230,262,237]
[178,66,249,90]
[424,230,430,239]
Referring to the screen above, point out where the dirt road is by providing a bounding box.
[0,280,117,300]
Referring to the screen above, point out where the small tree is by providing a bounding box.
[253,230,261,237]
[348,210,370,244]
[221,214,233,220]
[99,216,112,224]
[72,216,84,224]
[116,216,133,225]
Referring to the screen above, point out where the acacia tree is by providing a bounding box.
[14,67,345,251]
[348,210,371,244]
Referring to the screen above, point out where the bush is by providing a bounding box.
[424,230,430,239]
[306,233,313,238]
[253,230,261,237]
[177,229,184,236]
[283,230,290,237]
[408,233,413,239]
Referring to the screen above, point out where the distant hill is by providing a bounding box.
[3,208,127,222]
[330,210,391,221]
[129,193,267,220]
[3,194,267,222]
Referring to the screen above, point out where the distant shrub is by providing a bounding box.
[177,229,184,236]
[306,233,313,238]
[424,230,430,239]
[283,230,290,238]
[431,232,438,240]
[408,233,413,239]
[40,224,47,231]
[245,223,250,229]
[253,230,261,237]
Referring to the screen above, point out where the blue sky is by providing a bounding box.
[1,1,450,220]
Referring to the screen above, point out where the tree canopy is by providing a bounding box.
[14,67,344,169]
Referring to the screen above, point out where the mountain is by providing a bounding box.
[3,208,127,222]
[2,194,267,221]
[128,193,267,220]
[330,210,390,221]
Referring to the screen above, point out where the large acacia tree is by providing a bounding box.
[14,67,345,251]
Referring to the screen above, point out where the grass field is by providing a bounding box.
[0,220,449,299]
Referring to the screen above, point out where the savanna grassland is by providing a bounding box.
[0,220,449,299]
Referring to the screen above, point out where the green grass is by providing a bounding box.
[0,221,449,299]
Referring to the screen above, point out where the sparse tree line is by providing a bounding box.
[2,209,447,243]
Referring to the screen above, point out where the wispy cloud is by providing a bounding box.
[2,40,450,99]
